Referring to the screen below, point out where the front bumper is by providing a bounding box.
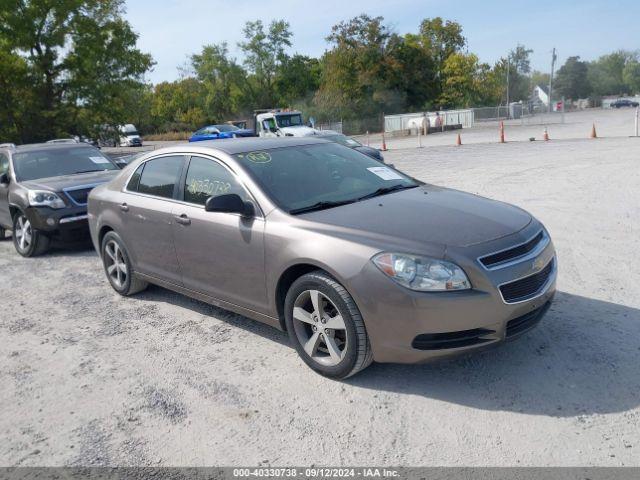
[348,224,557,364]
[24,206,91,241]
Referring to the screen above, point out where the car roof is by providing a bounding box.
[173,136,331,155]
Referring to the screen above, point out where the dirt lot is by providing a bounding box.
[1,111,640,466]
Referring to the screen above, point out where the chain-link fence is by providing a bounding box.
[323,102,567,138]
[472,106,509,122]
[314,117,383,136]
[518,101,565,126]
[315,121,343,133]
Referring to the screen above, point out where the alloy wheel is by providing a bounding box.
[292,289,348,366]
[15,215,32,252]
[104,240,128,288]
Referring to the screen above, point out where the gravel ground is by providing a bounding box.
[1,121,640,466]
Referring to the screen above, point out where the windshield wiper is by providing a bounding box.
[356,183,418,201]
[289,199,356,215]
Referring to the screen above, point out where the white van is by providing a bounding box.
[119,124,142,147]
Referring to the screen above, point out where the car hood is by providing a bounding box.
[297,185,532,249]
[20,170,120,193]
[279,126,320,137]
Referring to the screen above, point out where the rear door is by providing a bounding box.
[119,155,185,285]
[0,152,11,228]
[171,155,267,312]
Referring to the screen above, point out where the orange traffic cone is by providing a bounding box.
[590,123,597,139]
[543,127,549,141]
[381,131,388,151]
[499,121,505,143]
[456,133,462,146]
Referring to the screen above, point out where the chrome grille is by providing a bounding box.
[499,258,555,303]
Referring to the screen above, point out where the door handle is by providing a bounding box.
[120,203,129,212]
[174,214,191,226]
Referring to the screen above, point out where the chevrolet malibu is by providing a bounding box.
[88,138,556,379]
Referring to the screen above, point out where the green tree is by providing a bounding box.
[505,44,533,103]
[191,42,248,120]
[316,15,393,118]
[554,56,590,99]
[386,33,436,110]
[588,50,636,96]
[439,53,483,108]
[530,70,550,89]
[0,0,153,142]
[0,40,33,142]
[622,60,640,94]
[151,78,207,131]
[239,19,292,108]
[275,55,321,106]
[417,17,466,97]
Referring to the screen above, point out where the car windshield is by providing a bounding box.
[215,124,240,132]
[324,134,362,147]
[13,146,118,181]
[234,143,419,214]
[276,114,303,128]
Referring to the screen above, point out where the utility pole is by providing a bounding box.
[548,47,557,113]
[506,55,510,119]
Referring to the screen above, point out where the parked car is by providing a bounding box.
[610,99,639,108]
[189,124,254,143]
[0,142,120,256]
[88,138,556,379]
[317,131,384,162]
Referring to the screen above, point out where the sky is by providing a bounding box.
[124,0,640,84]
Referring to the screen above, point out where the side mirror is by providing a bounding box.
[205,194,255,218]
[0,172,9,185]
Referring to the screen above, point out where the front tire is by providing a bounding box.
[12,213,50,257]
[101,231,148,296]
[284,271,373,379]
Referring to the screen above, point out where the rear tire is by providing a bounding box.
[284,271,373,379]
[12,212,50,257]
[101,231,148,296]
[0,226,5,240]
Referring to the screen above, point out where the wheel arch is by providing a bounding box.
[97,224,115,255]
[9,204,22,222]
[274,261,352,331]
[98,224,114,244]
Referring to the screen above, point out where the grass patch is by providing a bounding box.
[143,131,191,141]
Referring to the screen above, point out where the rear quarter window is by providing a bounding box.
[127,164,144,191]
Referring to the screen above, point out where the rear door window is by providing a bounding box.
[136,156,184,199]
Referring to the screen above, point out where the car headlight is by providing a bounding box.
[373,252,471,291]
[28,190,66,209]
